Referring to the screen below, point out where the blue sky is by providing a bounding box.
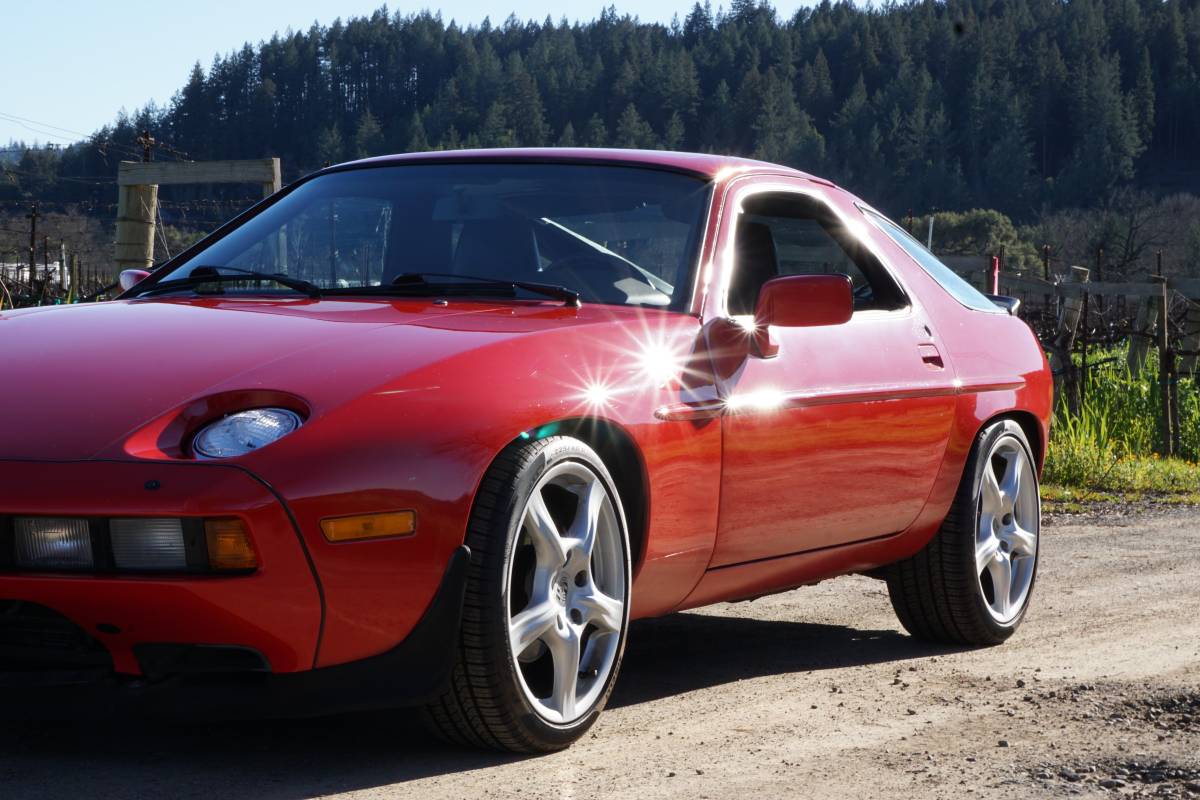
[0,0,813,146]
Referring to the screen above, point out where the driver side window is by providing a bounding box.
[727,192,906,316]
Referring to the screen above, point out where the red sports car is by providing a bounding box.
[0,149,1051,752]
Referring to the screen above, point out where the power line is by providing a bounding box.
[0,166,116,184]
[0,110,94,140]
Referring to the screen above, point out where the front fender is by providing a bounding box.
[246,316,722,666]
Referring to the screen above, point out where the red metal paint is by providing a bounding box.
[0,149,1053,678]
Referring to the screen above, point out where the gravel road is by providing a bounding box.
[3,507,1198,799]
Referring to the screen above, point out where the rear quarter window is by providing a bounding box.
[861,207,1003,314]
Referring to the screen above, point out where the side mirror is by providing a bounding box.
[754,274,853,328]
[751,275,853,358]
[118,269,151,292]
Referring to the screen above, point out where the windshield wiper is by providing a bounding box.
[135,266,322,299]
[388,272,580,307]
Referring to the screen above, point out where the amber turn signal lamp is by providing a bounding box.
[204,518,259,571]
[321,511,416,543]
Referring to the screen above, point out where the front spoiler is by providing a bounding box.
[0,546,470,720]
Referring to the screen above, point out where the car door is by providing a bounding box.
[708,178,958,568]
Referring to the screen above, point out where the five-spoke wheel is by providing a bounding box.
[886,418,1041,645]
[508,461,626,723]
[975,436,1039,624]
[425,436,631,752]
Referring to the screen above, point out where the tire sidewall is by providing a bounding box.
[963,419,1041,639]
[488,437,633,748]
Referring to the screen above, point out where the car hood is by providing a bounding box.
[0,296,653,461]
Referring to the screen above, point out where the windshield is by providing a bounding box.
[150,163,712,310]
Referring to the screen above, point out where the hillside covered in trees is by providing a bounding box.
[4,0,1200,227]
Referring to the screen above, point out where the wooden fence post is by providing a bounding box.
[1051,266,1090,413]
[1080,288,1090,405]
[114,183,159,272]
[1178,300,1200,375]
[1153,276,1175,456]
[1128,295,1159,374]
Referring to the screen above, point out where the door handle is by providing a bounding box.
[918,343,944,369]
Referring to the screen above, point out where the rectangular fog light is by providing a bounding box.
[14,517,94,570]
[110,518,187,571]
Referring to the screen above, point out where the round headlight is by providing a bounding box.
[193,408,303,459]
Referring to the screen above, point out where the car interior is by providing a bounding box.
[727,192,907,316]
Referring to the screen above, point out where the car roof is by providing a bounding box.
[328,147,814,181]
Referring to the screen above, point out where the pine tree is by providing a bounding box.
[683,2,713,47]
[317,126,345,165]
[557,121,577,147]
[480,101,516,148]
[354,110,386,158]
[1061,52,1145,203]
[1133,47,1156,147]
[505,53,550,146]
[751,68,806,164]
[583,113,608,147]
[615,104,657,149]
[663,112,686,150]
[799,49,835,124]
[405,112,429,153]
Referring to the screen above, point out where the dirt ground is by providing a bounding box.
[3,507,1198,800]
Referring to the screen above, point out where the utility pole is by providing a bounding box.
[27,202,39,286]
[137,130,156,163]
[42,235,49,282]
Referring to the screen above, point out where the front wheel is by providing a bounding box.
[424,436,631,752]
[886,418,1041,645]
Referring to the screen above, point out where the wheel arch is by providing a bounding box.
[489,417,650,576]
[981,409,1045,476]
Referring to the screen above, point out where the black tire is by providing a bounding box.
[885,419,1040,646]
[423,436,632,752]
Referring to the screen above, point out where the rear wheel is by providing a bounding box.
[424,436,631,752]
[886,419,1040,645]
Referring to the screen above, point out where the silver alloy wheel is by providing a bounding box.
[976,434,1039,624]
[506,461,626,725]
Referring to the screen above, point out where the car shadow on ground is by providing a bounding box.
[0,612,961,799]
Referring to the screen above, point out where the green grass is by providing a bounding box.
[1042,345,1200,508]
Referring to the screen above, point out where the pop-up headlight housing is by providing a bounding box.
[192,408,302,459]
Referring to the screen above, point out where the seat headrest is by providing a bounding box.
[729,221,779,315]
[453,219,540,281]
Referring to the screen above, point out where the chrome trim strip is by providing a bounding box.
[654,377,1025,421]
[654,401,725,421]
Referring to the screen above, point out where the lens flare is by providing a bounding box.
[580,382,614,409]
[725,388,788,413]
[562,315,698,418]
[638,341,683,387]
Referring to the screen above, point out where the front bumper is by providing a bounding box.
[0,546,469,719]
[0,459,323,674]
